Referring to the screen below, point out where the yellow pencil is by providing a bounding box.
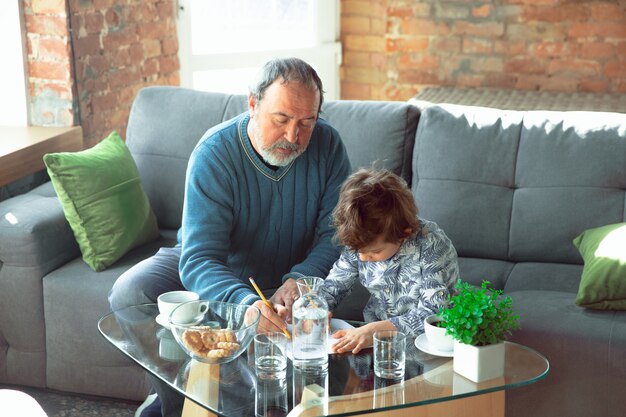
[248,277,292,339]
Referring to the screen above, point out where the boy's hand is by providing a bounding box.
[330,326,374,354]
[331,320,396,354]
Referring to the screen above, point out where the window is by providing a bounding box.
[176,0,341,99]
[0,0,28,126]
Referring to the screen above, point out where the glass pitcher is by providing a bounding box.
[292,277,329,370]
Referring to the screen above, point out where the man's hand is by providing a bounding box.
[269,278,299,323]
[252,299,290,335]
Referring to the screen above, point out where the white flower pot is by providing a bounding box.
[453,340,505,383]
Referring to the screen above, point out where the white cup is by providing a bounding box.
[423,314,454,352]
[157,290,199,322]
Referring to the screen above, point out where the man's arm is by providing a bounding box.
[180,136,259,305]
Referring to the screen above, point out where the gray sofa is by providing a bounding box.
[1,86,625,417]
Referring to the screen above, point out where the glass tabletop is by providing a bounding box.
[98,304,548,417]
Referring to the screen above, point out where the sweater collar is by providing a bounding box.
[238,114,295,182]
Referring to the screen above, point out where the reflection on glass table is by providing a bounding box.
[98,304,549,417]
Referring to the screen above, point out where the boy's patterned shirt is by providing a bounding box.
[320,218,459,336]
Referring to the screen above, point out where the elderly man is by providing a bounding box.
[109,57,351,417]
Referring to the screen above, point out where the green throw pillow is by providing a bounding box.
[44,131,159,272]
[573,223,626,310]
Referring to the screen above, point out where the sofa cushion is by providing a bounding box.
[507,290,626,417]
[42,233,175,399]
[44,131,159,272]
[321,100,419,184]
[511,111,626,264]
[411,104,523,260]
[573,223,626,310]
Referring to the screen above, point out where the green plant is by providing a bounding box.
[438,280,520,346]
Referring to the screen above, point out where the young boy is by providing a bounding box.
[320,168,459,354]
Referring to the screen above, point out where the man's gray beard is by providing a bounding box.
[262,142,302,166]
[251,122,303,167]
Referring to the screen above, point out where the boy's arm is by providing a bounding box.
[390,229,460,335]
[331,320,396,354]
[319,248,360,311]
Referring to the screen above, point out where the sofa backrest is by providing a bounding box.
[126,87,248,229]
[412,104,626,291]
[126,86,420,230]
[322,100,419,182]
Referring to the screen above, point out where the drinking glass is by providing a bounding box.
[254,332,288,380]
[373,330,406,379]
[255,374,288,417]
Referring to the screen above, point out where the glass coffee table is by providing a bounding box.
[98,304,548,417]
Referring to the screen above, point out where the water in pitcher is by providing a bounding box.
[292,277,329,370]
[292,307,328,369]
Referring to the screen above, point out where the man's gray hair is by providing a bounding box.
[249,57,325,114]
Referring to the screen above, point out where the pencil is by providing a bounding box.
[248,277,292,339]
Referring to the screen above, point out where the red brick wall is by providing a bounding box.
[70,0,179,147]
[340,0,626,101]
[24,0,180,148]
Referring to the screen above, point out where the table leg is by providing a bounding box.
[182,360,220,417]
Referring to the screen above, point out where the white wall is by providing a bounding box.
[0,0,28,126]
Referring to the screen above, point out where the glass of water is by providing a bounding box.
[373,330,406,380]
[254,332,288,380]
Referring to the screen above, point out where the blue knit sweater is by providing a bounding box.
[180,113,351,305]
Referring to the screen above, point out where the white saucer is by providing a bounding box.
[414,334,454,357]
[155,314,170,329]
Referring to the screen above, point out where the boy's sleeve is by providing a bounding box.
[389,227,460,335]
[319,249,360,311]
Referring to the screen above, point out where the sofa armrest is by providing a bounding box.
[0,182,80,272]
[0,182,80,386]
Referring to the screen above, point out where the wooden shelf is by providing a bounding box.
[0,126,83,186]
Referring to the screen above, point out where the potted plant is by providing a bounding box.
[439,280,520,382]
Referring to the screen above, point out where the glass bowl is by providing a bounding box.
[168,300,260,364]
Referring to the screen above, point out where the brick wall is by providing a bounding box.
[340,0,626,101]
[24,0,180,148]
[70,0,179,147]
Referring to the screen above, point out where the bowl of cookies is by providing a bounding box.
[168,300,261,364]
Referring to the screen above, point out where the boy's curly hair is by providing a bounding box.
[333,168,421,251]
